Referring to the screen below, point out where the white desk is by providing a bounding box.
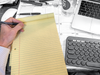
[16,0,100,71]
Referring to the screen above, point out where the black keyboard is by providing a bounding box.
[65,36,100,69]
[78,1,100,19]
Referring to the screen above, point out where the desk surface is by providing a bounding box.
[1,0,100,74]
[15,0,100,71]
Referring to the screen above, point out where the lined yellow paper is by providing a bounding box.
[10,13,68,75]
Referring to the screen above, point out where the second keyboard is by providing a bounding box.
[65,36,100,69]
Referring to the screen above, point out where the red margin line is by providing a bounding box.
[19,35,20,75]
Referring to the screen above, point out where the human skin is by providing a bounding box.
[0,17,24,48]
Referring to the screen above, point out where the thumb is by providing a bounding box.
[13,22,24,32]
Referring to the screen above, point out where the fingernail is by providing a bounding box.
[21,29,24,32]
[20,22,24,26]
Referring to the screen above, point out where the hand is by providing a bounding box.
[0,17,24,48]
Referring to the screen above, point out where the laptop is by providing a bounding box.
[72,0,100,35]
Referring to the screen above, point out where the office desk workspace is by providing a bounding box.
[1,0,100,75]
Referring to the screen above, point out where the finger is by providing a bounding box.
[5,17,22,23]
[13,22,24,32]
[1,24,11,29]
[20,29,24,32]
[1,23,14,28]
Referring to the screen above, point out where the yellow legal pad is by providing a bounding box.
[10,13,68,75]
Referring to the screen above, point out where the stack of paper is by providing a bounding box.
[10,13,68,75]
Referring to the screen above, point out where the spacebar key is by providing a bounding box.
[86,62,100,68]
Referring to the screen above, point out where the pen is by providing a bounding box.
[0,21,18,25]
[19,13,41,15]
[39,0,53,2]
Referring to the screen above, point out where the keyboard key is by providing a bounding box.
[79,47,84,50]
[78,56,82,60]
[81,43,85,47]
[81,61,86,66]
[86,44,89,47]
[72,60,76,64]
[68,50,75,54]
[97,50,100,53]
[67,55,77,59]
[80,51,84,56]
[86,62,100,68]
[92,58,97,62]
[87,57,92,62]
[75,51,80,55]
[83,48,88,51]
[94,54,98,58]
[84,52,88,56]
[76,61,81,65]
[72,42,76,46]
[76,42,80,46]
[74,46,79,50]
[95,45,99,49]
[68,41,73,45]
[67,59,72,63]
[97,59,100,63]
[88,49,92,52]
[68,46,74,50]
[83,56,87,61]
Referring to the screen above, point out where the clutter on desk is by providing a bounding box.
[0,0,19,5]
[21,0,43,6]
[0,0,15,4]
[18,12,41,15]
[21,0,54,6]
[61,0,77,16]
[39,0,53,2]
[1,8,17,21]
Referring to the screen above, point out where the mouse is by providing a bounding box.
[1,8,17,21]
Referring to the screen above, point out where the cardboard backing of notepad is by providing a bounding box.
[10,13,68,75]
